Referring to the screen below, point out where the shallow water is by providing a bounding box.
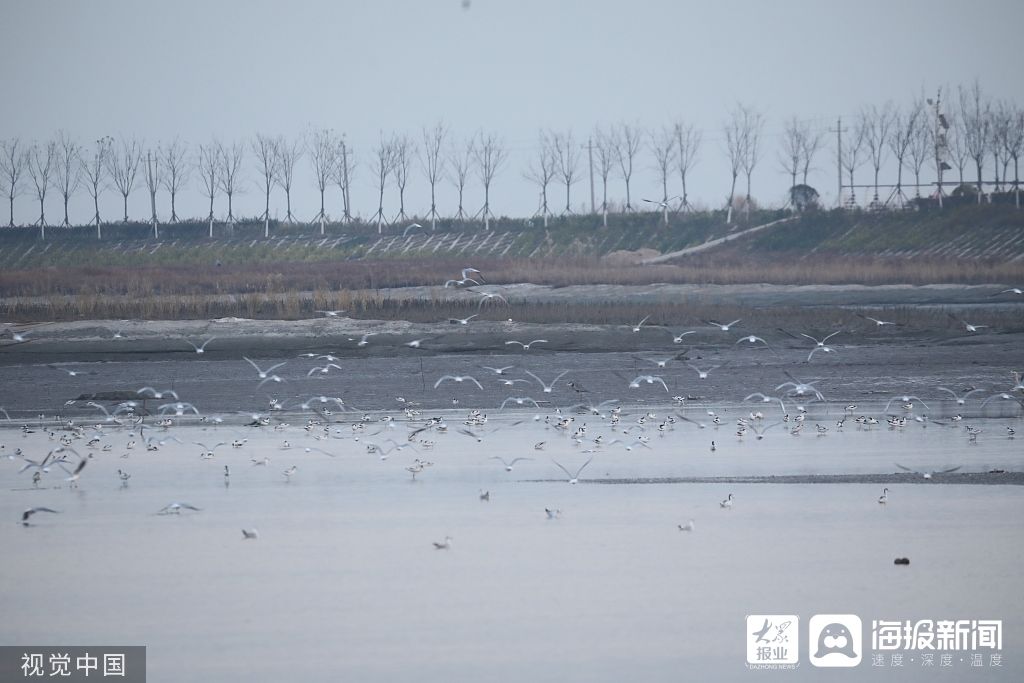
[1,413,1021,682]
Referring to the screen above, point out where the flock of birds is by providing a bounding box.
[2,269,1022,550]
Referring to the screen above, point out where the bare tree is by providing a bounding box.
[593,127,615,227]
[448,137,474,221]
[420,122,447,230]
[473,131,507,230]
[990,102,1014,193]
[862,102,895,205]
[799,126,824,187]
[252,133,281,237]
[307,128,337,232]
[196,142,220,237]
[612,122,643,211]
[332,135,355,222]
[647,126,676,224]
[370,132,397,233]
[1005,105,1024,207]
[52,130,82,227]
[27,139,56,235]
[80,136,113,236]
[887,102,922,205]
[840,117,866,206]
[523,130,556,227]
[905,99,932,199]
[392,134,414,222]
[105,137,142,222]
[674,122,701,212]
[945,110,970,186]
[0,137,28,227]
[160,137,190,223]
[275,135,302,223]
[552,130,581,215]
[959,80,991,203]
[142,148,161,237]
[738,104,764,220]
[778,116,807,204]
[216,140,244,225]
[722,111,744,223]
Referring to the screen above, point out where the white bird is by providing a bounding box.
[505,339,548,350]
[242,528,259,540]
[137,387,179,400]
[878,488,888,504]
[404,338,431,349]
[524,369,569,393]
[884,395,930,412]
[706,319,741,332]
[669,329,697,343]
[461,267,484,282]
[185,337,216,354]
[448,314,478,325]
[432,536,453,550]
[630,315,651,333]
[744,393,787,414]
[642,196,680,208]
[687,363,721,380]
[629,375,670,392]
[243,356,287,379]
[937,386,984,405]
[857,313,899,327]
[434,375,483,390]
[735,335,773,351]
[550,457,593,484]
[545,508,562,519]
[475,291,508,307]
[994,287,1022,296]
[46,364,97,377]
[800,330,841,347]
[315,310,346,317]
[895,463,962,479]
[444,277,480,288]
[948,314,987,333]
[482,365,515,375]
[807,345,837,361]
[402,222,424,237]
[490,456,532,472]
[720,493,734,509]
[354,332,377,347]
[157,502,202,514]
[980,392,1024,409]
[678,519,695,532]
[500,396,541,409]
[282,465,298,480]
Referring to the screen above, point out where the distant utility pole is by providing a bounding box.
[340,137,352,221]
[587,137,595,214]
[830,117,846,207]
[928,89,948,209]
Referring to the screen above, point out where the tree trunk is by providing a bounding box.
[976,161,983,203]
[150,190,158,239]
[62,195,70,227]
[122,194,128,222]
[726,172,737,224]
[170,191,178,222]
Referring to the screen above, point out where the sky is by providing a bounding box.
[1,0,1022,225]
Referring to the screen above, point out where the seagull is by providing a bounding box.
[432,536,453,550]
[545,508,562,519]
[895,464,962,479]
[482,365,515,375]
[46,364,97,377]
[448,314,478,325]
[668,329,697,343]
[500,396,541,409]
[706,319,741,332]
[857,313,900,327]
[884,395,930,412]
[980,392,1024,409]
[434,375,483,390]
[5,328,30,342]
[678,519,695,532]
[242,528,259,540]
[185,337,216,354]
[686,363,721,380]
[994,287,1023,296]
[642,196,680,208]
[720,493,734,509]
[137,387,179,400]
[402,222,424,237]
[628,375,670,392]
[807,345,837,362]
[354,332,377,347]
[744,393,787,414]
[490,456,532,472]
[878,488,888,504]
[157,502,202,514]
[194,441,227,458]
[550,457,593,484]
[21,507,60,525]
[475,291,508,308]
[404,338,431,349]
[444,277,480,288]
[948,314,987,333]
[734,335,773,351]
[282,465,298,480]
[461,267,484,282]
[243,357,287,379]
[505,339,548,350]
[799,330,841,347]
[630,315,651,333]
[524,370,569,393]
[937,386,984,405]
[315,310,346,317]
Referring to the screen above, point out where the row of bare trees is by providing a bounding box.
[837,82,1023,208]
[1,87,1020,237]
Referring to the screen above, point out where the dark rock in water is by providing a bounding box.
[894,557,911,565]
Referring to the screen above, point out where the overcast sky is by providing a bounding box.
[2,0,1022,225]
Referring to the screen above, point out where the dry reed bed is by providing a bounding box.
[1,253,1022,300]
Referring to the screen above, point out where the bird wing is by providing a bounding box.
[894,463,916,473]
[574,457,595,477]
[938,465,963,474]
[550,459,574,478]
